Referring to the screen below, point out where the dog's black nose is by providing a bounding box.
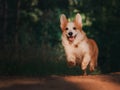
[68,32,73,36]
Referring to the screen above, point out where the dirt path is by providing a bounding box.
[0,73,120,90]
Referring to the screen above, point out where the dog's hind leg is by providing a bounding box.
[89,56,98,72]
[89,61,95,72]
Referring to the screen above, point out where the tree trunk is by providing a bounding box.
[3,0,8,47]
[15,0,21,59]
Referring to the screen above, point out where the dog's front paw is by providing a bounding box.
[81,61,89,70]
[67,61,76,67]
[67,56,76,67]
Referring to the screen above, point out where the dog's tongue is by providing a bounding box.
[69,36,74,42]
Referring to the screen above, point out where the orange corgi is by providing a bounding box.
[60,13,98,75]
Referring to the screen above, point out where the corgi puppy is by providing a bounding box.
[60,13,98,75]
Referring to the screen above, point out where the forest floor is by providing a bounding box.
[0,72,120,90]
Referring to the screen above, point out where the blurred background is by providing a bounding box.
[0,0,120,76]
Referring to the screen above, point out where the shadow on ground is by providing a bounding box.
[0,73,120,90]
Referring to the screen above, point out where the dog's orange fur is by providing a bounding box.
[60,13,98,75]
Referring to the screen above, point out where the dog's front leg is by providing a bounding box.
[81,54,91,75]
[66,55,76,67]
[64,47,76,67]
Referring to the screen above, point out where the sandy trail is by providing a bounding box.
[0,73,120,90]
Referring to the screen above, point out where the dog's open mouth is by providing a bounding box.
[67,35,77,42]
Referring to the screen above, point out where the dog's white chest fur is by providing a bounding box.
[62,36,89,61]
[74,41,89,58]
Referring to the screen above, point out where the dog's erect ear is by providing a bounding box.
[60,14,68,31]
[74,13,82,29]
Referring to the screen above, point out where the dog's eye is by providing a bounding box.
[73,27,76,30]
[65,27,68,30]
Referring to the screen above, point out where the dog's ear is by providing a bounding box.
[60,14,68,31]
[74,13,82,29]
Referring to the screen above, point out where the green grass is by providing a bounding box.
[0,44,101,76]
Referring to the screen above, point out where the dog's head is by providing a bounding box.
[60,13,82,42]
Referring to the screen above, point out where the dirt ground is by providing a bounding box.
[0,73,120,90]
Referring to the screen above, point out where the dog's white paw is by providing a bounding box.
[81,61,89,70]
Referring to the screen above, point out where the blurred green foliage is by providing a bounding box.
[0,0,120,76]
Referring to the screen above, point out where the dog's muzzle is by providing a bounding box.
[67,32,77,42]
